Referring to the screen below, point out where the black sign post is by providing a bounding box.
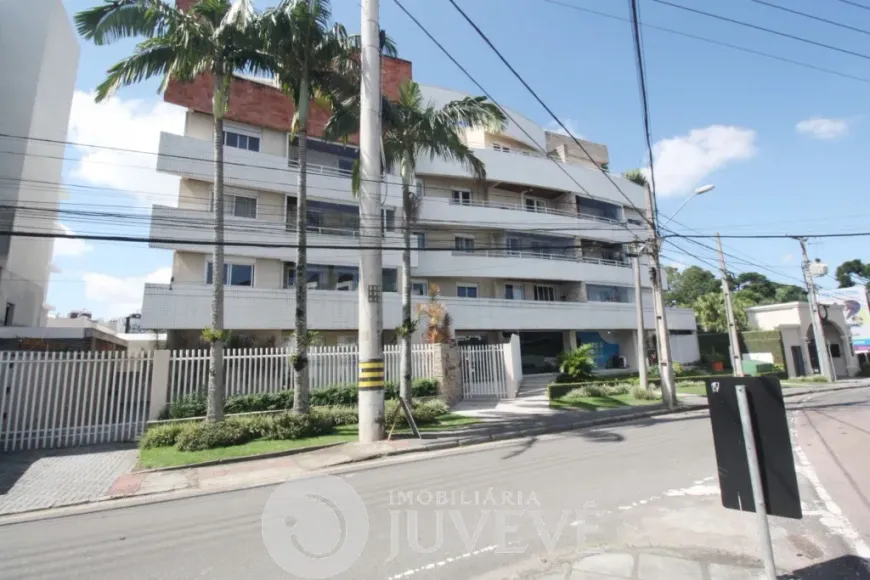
[706,376,802,580]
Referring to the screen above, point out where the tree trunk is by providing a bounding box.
[399,161,413,404]
[207,77,227,423]
[293,76,311,414]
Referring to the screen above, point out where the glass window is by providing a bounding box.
[338,158,354,174]
[335,267,358,291]
[412,232,426,249]
[382,209,395,233]
[412,280,429,296]
[505,283,524,300]
[224,132,238,148]
[284,262,296,288]
[587,284,632,303]
[383,269,398,292]
[452,190,472,205]
[247,136,260,152]
[224,130,260,152]
[534,285,556,301]
[455,236,475,252]
[525,198,547,213]
[207,263,253,286]
[457,284,478,298]
[306,266,326,289]
[232,195,257,219]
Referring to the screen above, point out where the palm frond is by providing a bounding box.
[436,96,506,133]
[75,0,176,45]
[94,41,179,101]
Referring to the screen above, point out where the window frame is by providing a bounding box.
[412,231,427,249]
[524,196,549,213]
[457,282,479,299]
[411,279,429,296]
[206,261,256,287]
[454,235,475,253]
[493,143,511,153]
[504,282,525,300]
[452,189,472,205]
[533,284,556,302]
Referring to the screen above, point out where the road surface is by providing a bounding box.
[1,387,868,579]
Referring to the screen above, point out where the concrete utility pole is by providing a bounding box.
[632,245,648,390]
[716,234,744,377]
[643,184,677,408]
[358,0,385,442]
[798,238,836,382]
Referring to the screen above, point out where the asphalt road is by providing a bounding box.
[1,388,868,579]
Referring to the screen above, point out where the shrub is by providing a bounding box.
[385,399,449,427]
[672,362,684,376]
[310,406,358,426]
[631,385,661,401]
[310,384,359,407]
[163,394,207,420]
[140,421,196,449]
[225,391,292,414]
[412,378,439,398]
[175,420,252,452]
[556,345,596,382]
[583,383,631,397]
[261,412,333,440]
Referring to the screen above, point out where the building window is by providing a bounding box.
[223,130,260,152]
[586,284,632,303]
[457,283,478,298]
[211,193,258,219]
[504,283,524,300]
[412,232,427,249]
[493,143,510,153]
[381,209,395,233]
[338,157,354,174]
[412,280,429,296]
[383,269,398,292]
[455,236,475,253]
[3,303,14,326]
[334,267,358,291]
[524,197,548,213]
[452,190,472,205]
[207,262,254,286]
[533,285,556,302]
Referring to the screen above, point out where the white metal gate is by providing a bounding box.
[0,351,153,452]
[460,344,509,398]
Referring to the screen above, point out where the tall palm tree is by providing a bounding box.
[260,0,357,413]
[327,80,506,404]
[75,0,270,422]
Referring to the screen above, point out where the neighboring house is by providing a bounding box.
[0,0,79,327]
[746,302,859,378]
[140,59,698,373]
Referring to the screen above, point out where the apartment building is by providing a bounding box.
[141,58,699,372]
[0,0,79,327]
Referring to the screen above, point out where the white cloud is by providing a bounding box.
[665,260,689,271]
[52,223,93,258]
[795,117,849,140]
[82,267,172,318]
[781,253,795,265]
[545,118,584,139]
[68,91,184,207]
[646,125,757,196]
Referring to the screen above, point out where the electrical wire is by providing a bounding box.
[540,0,870,85]
[750,0,870,36]
[653,0,870,61]
[836,0,870,12]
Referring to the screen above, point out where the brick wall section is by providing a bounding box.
[169,0,412,140]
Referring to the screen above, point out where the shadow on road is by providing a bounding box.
[787,554,870,579]
[0,443,135,496]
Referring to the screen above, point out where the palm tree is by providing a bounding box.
[327,80,506,404]
[75,0,270,422]
[622,169,648,187]
[260,0,357,414]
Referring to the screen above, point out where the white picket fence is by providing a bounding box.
[460,344,511,399]
[167,344,438,403]
[0,351,153,452]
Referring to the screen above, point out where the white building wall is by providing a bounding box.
[0,0,79,327]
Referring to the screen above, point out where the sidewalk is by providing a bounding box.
[2,380,867,519]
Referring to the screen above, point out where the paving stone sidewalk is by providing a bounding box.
[534,551,770,579]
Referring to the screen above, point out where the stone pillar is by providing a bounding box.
[148,350,171,421]
[433,343,463,407]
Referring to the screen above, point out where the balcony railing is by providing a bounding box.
[448,198,623,224]
[284,222,361,238]
[287,158,354,179]
[452,249,630,267]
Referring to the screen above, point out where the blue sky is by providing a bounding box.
[51,0,869,318]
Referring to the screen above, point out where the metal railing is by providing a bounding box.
[448,198,623,224]
[287,159,354,179]
[451,249,630,267]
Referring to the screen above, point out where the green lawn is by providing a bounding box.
[139,415,478,470]
[677,383,708,396]
[550,393,661,411]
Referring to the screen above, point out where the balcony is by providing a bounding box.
[415,147,646,210]
[412,248,646,286]
[417,193,642,245]
[149,205,410,268]
[156,132,404,206]
[141,283,696,331]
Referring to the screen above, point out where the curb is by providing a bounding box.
[133,442,345,473]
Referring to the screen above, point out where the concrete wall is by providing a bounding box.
[0,0,79,326]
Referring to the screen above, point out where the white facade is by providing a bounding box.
[142,83,697,370]
[0,0,80,327]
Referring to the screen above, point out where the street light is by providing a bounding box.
[660,184,715,230]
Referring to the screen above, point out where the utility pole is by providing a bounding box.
[798,238,836,382]
[643,184,677,408]
[358,0,385,442]
[632,244,648,390]
[717,234,744,377]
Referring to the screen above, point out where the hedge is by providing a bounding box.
[160,378,439,420]
[547,372,787,399]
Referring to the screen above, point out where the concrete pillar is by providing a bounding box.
[562,330,578,351]
[503,333,523,398]
[148,350,171,420]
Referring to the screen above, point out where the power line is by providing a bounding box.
[836,0,870,12]
[440,0,653,232]
[541,0,870,85]
[750,0,870,36]
[653,0,870,61]
[669,232,870,240]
